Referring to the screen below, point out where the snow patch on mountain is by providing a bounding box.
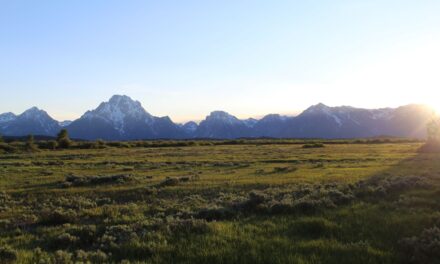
[182,121,198,133]
[0,112,16,123]
[19,107,59,132]
[370,109,394,120]
[243,118,258,127]
[59,120,72,127]
[206,111,241,125]
[303,103,344,126]
[82,95,154,134]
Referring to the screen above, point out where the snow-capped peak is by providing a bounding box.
[243,118,258,127]
[302,103,343,126]
[0,107,62,136]
[82,95,154,134]
[206,111,240,125]
[261,114,290,122]
[304,103,331,114]
[182,121,198,133]
[22,106,41,115]
[20,107,52,120]
[369,108,394,120]
[0,112,16,123]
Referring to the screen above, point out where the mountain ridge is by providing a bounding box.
[0,95,436,140]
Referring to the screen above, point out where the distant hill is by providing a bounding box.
[0,95,436,140]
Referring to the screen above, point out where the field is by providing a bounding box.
[1,140,440,263]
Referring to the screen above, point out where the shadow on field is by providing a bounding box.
[178,150,440,264]
[329,150,440,264]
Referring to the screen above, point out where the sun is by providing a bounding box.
[429,103,440,115]
[422,99,440,115]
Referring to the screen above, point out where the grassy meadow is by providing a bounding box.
[1,139,440,263]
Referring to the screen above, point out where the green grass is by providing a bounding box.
[0,140,439,263]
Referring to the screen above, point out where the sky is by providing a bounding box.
[1,0,439,122]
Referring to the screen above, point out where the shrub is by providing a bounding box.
[288,217,339,239]
[240,191,269,211]
[354,175,429,199]
[0,192,11,204]
[95,139,106,148]
[158,177,180,187]
[326,189,355,205]
[88,250,108,263]
[419,120,440,152]
[52,233,79,249]
[179,176,191,182]
[169,219,211,234]
[292,196,335,214]
[63,174,134,187]
[102,225,138,245]
[269,201,295,214]
[38,209,77,226]
[158,176,196,187]
[57,129,72,149]
[0,219,10,229]
[47,140,58,150]
[0,245,17,263]
[272,166,298,173]
[53,250,72,264]
[30,247,51,263]
[0,143,18,153]
[302,143,325,149]
[196,206,236,221]
[74,249,108,263]
[25,134,39,152]
[400,226,440,263]
[77,140,107,149]
[74,250,88,262]
[57,138,72,149]
[68,225,97,247]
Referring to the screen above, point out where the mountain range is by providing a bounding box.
[0,95,436,140]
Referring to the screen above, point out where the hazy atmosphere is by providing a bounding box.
[1,0,440,122]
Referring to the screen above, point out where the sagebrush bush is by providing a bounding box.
[288,217,339,239]
[0,143,18,153]
[158,176,197,187]
[68,225,97,247]
[99,225,139,250]
[52,233,79,249]
[196,206,236,221]
[272,166,298,173]
[75,249,108,263]
[168,219,211,234]
[159,177,180,187]
[302,143,325,149]
[0,245,17,263]
[86,250,109,263]
[47,140,59,150]
[241,191,268,211]
[355,175,429,199]
[30,247,51,263]
[400,226,440,263]
[53,250,72,264]
[38,209,77,226]
[63,174,134,187]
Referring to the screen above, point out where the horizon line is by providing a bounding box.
[0,95,435,123]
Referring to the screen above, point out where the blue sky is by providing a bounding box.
[1,1,439,122]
